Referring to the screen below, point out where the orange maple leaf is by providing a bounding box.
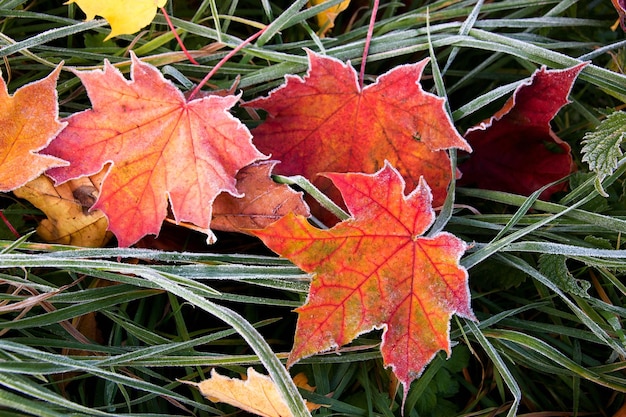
[253,162,475,403]
[243,50,471,218]
[43,53,266,246]
[0,65,67,192]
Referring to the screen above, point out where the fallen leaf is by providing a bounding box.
[252,162,475,400]
[0,64,67,192]
[243,50,470,221]
[67,0,167,41]
[190,368,320,416]
[13,171,112,247]
[211,161,310,234]
[459,63,587,200]
[308,0,351,37]
[43,53,265,246]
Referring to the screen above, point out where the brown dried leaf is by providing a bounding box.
[211,161,310,234]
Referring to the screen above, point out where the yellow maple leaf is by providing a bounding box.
[13,171,113,247]
[187,368,320,417]
[308,0,351,37]
[67,0,167,41]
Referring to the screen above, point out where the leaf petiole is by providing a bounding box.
[159,7,199,65]
[358,0,380,88]
[188,25,268,100]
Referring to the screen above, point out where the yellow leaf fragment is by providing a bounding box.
[13,171,112,247]
[308,0,351,37]
[67,0,167,40]
[191,368,320,417]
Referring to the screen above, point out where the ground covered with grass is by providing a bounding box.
[1,1,626,416]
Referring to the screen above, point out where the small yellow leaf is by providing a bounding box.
[13,171,112,247]
[189,368,320,417]
[66,0,167,41]
[308,0,351,37]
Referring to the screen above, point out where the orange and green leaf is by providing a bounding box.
[243,50,470,219]
[0,65,67,192]
[253,162,475,399]
[43,53,266,246]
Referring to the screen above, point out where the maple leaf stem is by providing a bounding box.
[358,0,380,88]
[0,211,20,239]
[188,26,268,101]
[159,7,200,65]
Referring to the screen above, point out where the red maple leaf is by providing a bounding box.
[253,162,475,401]
[459,63,587,199]
[243,50,470,217]
[43,53,266,246]
[0,65,67,192]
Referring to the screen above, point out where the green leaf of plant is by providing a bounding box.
[583,235,615,250]
[538,254,590,298]
[581,111,626,196]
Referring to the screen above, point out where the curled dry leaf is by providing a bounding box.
[0,64,67,192]
[67,0,167,40]
[13,170,113,247]
[189,368,320,417]
[211,160,310,234]
[459,63,587,200]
